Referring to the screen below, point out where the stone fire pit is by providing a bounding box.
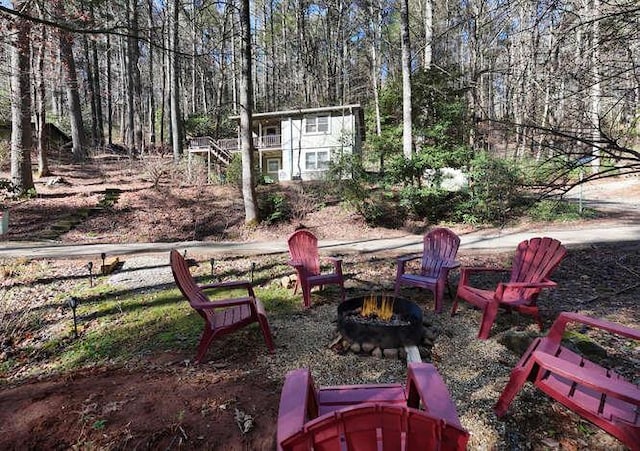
[332,294,437,361]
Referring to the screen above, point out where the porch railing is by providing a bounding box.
[216,135,282,152]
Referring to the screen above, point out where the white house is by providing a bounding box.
[221,104,364,182]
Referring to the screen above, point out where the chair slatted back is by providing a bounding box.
[281,404,468,451]
[170,250,211,319]
[421,228,461,278]
[509,237,566,300]
[288,229,321,276]
[511,237,566,283]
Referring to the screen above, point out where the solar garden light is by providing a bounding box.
[67,297,79,339]
[210,258,215,276]
[251,262,256,284]
[100,252,106,275]
[86,261,94,287]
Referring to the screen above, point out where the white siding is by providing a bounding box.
[280,112,355,181]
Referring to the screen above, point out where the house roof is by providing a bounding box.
[229,104,361,120]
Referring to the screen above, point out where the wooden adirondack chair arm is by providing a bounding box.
[321,256,343,271]
[547,312,640,344]
[397,254,421,264]
[189,296,255,311]
[277,369,318,450]
[201,280,256,297]
[532,352,640,405]
[286,259,304,269]
[495,279,557,297]
[461,266,510,274]
[405,363,463,428]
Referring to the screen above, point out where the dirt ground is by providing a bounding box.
[1,155,639,450]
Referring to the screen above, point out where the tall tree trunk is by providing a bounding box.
[125,0,136,152]
[35,25,50,177]
[400,0,413,158]
[84,36,98,147]
[423,0,433,69]
[590,0,601,173]
[91,39,104,147]
[130,0,144,152]
[106,34,113,145]
[147,0,156,148]
[239,0,259,224]
[170,0,183,161]
[59,27,87,161]
[10,0,35,194]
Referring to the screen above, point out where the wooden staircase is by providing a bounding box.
[187,137,232,166]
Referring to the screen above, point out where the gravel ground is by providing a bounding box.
[103,246,638,450]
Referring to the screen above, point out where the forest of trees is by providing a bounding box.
[0,0,639,209]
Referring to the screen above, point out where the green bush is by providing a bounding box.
[399,186,450,222]
[359,191,407,228]
[527,199,597,222]
[185,114,216,137]
[224,154,243,188]
[259,192,291,224]
[457,152,524,224]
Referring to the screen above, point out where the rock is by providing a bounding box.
[418,346,432,360]
[280,276,292,288]
[423,328,438,341]
[383,348,398,359]
[563,330,608,360]
[284,275,298,289]
[46,176,70,186]
[341,340,351,349]
[361,342,375,353]
[349,342,361,353]
[371,347,383,358]
[422,336,435,347]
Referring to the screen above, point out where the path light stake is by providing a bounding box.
[100,253,106,275]
[67,297,79,338]
[210,258,215,277]
[251,262,256,284]
[86,261,93,287]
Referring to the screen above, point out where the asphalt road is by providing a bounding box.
[2,177,639,261]
[1,221,639,261]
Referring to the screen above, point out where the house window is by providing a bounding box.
[266,158,281,174]
[305,115,330,134]
[305,150,330,170]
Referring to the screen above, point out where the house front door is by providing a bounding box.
[266,157,282,180]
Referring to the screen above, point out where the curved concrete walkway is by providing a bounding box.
[1,222,639,261]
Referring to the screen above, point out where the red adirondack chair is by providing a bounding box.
[277,362,469,450]
[170,249,275,363]
[394,228,461,313]
[451,237,566,339]
[495,312,640,449]
[287,229,345,308]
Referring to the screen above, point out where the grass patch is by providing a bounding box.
[3,268,300,379]
[527,199,598,222]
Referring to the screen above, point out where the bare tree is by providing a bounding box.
[400,0,413,158]
[170,0,183,162]
[34,20,50,177]
[9,0,35,194]
[57,13,86,161]
[238,0,259,224]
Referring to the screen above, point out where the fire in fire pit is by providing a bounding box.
[337,294,424,350]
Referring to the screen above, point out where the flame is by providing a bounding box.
[361,295,395,321]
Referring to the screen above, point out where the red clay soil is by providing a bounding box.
[1,358,279,450]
